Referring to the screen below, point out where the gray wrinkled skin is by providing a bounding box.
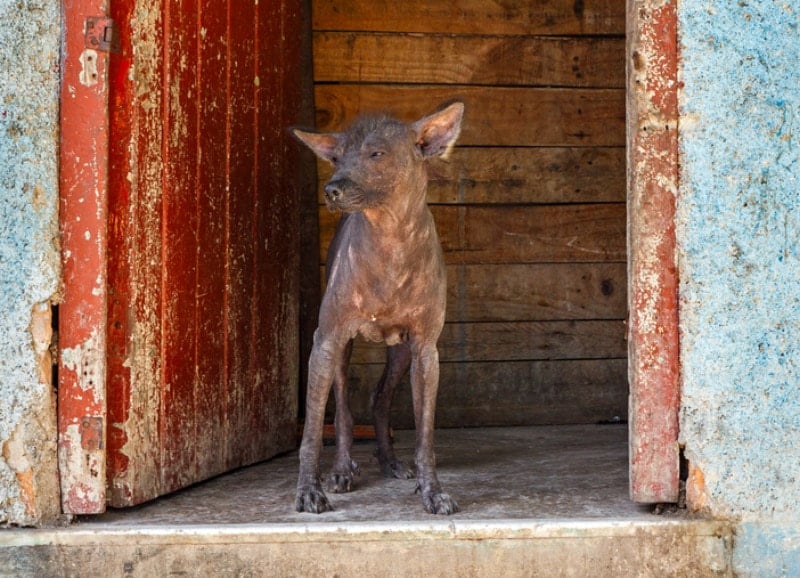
[292,101,464,515]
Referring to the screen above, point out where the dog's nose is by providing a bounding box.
[324,182,343,202]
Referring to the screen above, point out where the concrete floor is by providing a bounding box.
[83,424,655,525]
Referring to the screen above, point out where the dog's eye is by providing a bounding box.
[370,151,385,159]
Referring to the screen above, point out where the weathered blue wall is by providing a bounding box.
[678,0,799,574]
[0,0,62,525]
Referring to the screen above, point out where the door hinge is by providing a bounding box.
[85,16,120,53]
[80,416,104,451]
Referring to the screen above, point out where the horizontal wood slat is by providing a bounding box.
[312,0,625,36]
[315,146,626,205]
[315,85,626,147]
[350,320,626,364]
[319,204,627,264]
[446,263,626,322]
[320,262,626,322]
[433,146,626,204]
[338,358,628,428]
[313,32,625,88]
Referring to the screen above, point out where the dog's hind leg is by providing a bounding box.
[372,343,415,479]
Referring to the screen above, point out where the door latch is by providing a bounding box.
[85,16,120,53]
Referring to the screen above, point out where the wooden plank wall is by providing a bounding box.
[309,0,627,428]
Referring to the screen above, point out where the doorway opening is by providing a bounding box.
[307,1,628,436]
[60,0,681,519]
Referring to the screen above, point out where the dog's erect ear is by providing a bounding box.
[412,101,465,159]
[290,128,341,163]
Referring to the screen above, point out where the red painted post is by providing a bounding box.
[627,0,681,503]
[58,2,112,513]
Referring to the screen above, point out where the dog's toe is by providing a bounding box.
[328,472,354,493]
[383,460,415,480]
[328,458,360,493]
[295,486,334,514]
[423,491,459,515]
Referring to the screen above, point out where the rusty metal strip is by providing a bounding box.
[58,3,111,514]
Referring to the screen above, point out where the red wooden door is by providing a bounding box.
[99,0,310,507]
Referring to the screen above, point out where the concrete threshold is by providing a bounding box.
[0,426,734,576]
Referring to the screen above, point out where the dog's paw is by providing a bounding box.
[381,459,415,480]
[295,485,334,514]
[328,471,354,493]
[328,459,360,493]
[422,491,459,515]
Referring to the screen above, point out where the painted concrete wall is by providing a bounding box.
[678,0,800,575]
[0,0,62,525]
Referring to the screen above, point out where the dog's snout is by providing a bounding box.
[324,182,343,202]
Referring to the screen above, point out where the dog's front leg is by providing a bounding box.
[410,343,459,515]
[329,339,360,493]
[295,334,342,513]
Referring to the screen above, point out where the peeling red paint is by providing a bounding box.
[104,0,305,507]
[627,0,681,503]
[58,2,111,514]
[640,2,678,117]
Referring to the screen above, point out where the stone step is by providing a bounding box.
[2,518,732,577]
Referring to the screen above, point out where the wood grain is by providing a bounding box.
[338,358,628,428]
[445,263,626,322]
[315,147,626,205]
[312,0,625,36]
[314,84,626,147]
[319,204,627,264]
[106,0,306,507]
[319,262,627,322]
[350,320,627,364]
[307,0,628,428]
[313,32,624,88]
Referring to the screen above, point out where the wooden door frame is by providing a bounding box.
[626,0,681,503]
[58,2,112,513]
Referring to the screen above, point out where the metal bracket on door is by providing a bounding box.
[85,16,120,53]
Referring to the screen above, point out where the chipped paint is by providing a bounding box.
[104,0,166,507]
[29,302,54,386]
[58,0,112,514]
[59,423,105,512]
[3,424,37,518]
[104,0,304,506]
[79,49,100,87]
[60,328,106,393]
[685,463,707,513]
[626,0,680,504]
[0,0,62,526]
[678,0,800,518]
[678,0,800,574]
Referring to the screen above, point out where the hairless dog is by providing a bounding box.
[292,101,464,515]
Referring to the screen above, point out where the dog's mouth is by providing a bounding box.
[324,187,382,213]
